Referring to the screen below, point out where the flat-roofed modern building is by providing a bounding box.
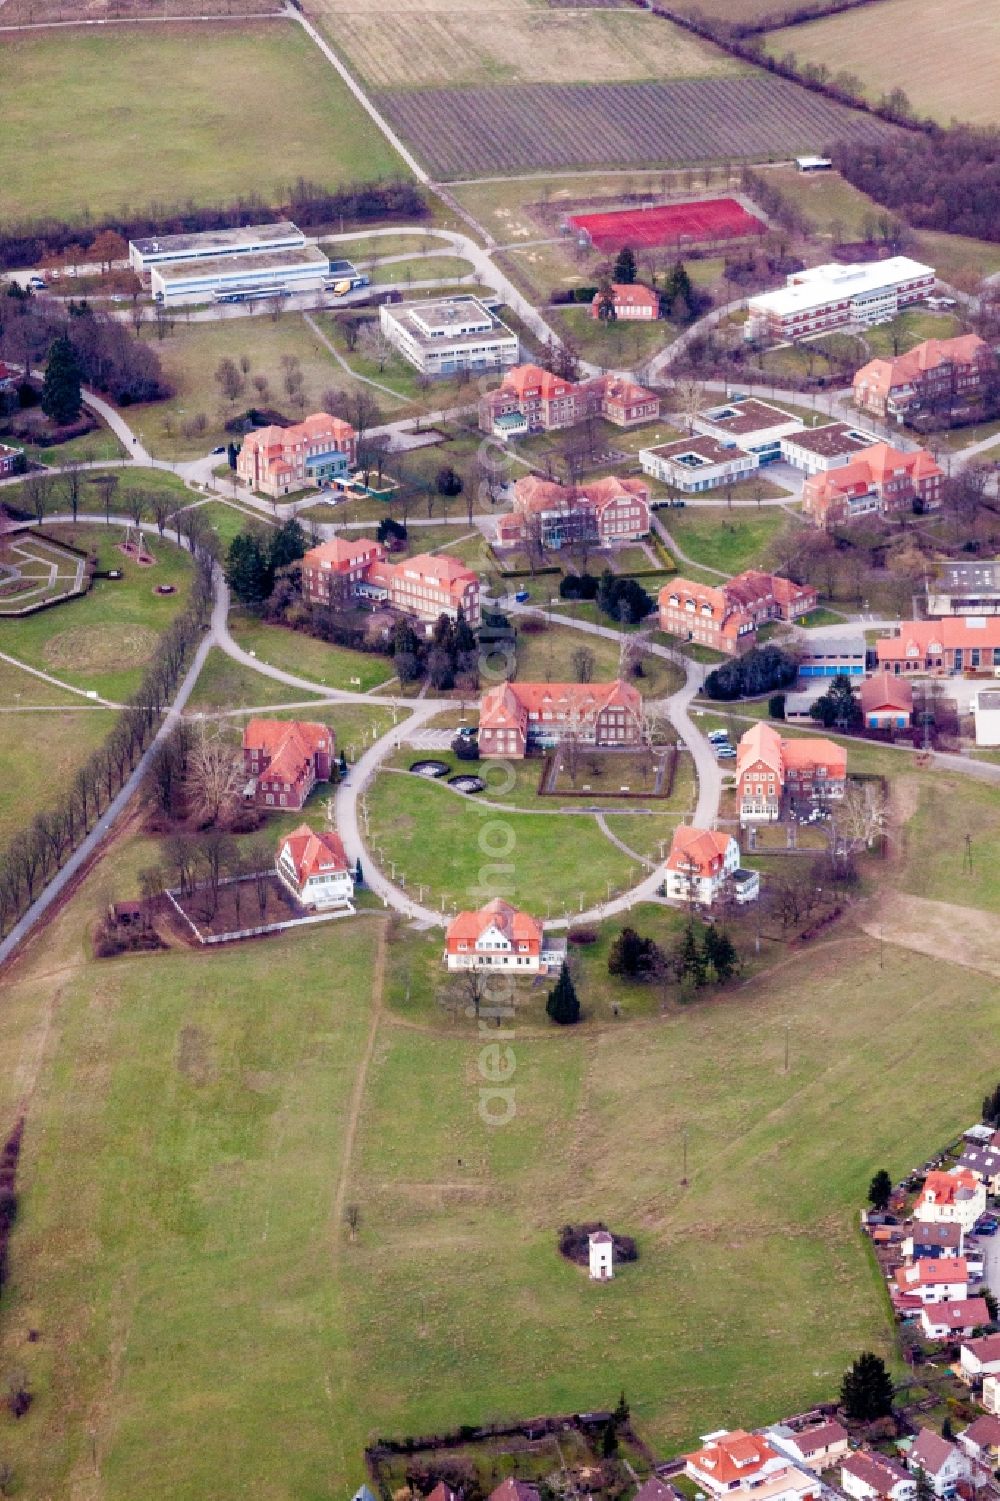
[746,257,935,343]
[780,420,882,475]
[150,245,329,305]
[639,433,758,493]
[379,295,518,376]
[129,220,305,273]
[926,559,1000,618]
[693,397,804,464]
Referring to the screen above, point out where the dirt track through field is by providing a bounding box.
[860,892,1000,979]
[330,919,387,1243]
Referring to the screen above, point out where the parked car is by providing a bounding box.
[514,590,530,603]
[211,445,226,455]
[716,746,736,760]
[707,731,729,744]
[27,275,46,290]
[975,1216,999,1235]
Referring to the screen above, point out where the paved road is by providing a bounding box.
[0,532,222,971]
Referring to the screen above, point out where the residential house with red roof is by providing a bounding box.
[658,570,815,655]
[684,1431,789,1497]
[960,1333,1000,1386]
[664,826,758,906]
[876,618,1000,676]
[300,539,480,630]
[841,1451,916,1501]
[489,1481,539,1501]
[275,824,354,910]
[591,283,660,321]
[957,1415,1000,1462]
[736,722,847,824]
[801,442,943,527]
[860,672,913,730]
[920,1298,990,1342]
[853,335,995,423]
[914,1170,986,1232]
[478,363,659,437]
[444,898,545,973]
[236,412,356,498]
[895,1258,969,1305]
[498,473,650,551]
[242,719,333,810]
[908,1429,970,1497]
[478,679,643,759]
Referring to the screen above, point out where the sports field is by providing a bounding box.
[329,7,741,88]
[0,21,405,224]
[763,0,1000,126]
[570,197,765,251]
[376,74,897,179]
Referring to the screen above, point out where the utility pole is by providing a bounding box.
[784,1021,790,1074]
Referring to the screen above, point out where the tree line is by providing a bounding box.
[832,129,1000,245]
[0,544,216,942]
[0,179,428,273]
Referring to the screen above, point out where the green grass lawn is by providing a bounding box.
[21,424,125,468]
[367,255,475,286]
[5,744,1000,1495]
[184,646,325,713]
[899,771,1000,914]
[129,312,407,462]
[551,305,672,370]
[1,523,194,700]
[0,20,405,223]
[0,706,115,842]
[228,615,397,694]
[662,508,791,575]
[184,499,273,553]
[365,771,640,914]
[512,621,682,699]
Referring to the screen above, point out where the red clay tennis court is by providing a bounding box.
[568,198,765,252]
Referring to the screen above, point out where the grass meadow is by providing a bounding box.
[3,793,999,1498]
[0,22,405,224]
[662,508,791,575]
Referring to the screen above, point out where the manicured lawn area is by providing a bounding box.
[663,508,790,574]
[1,523,194,700]
[798,607,847,628]
[368,255,475,286]
[512,621,682,699]
[551,305,672,370]
[184,499,272,552]
[863,309,964,360]
[228,615,396,694]
[130,312,405,462]
[364,771,639,914]
[184,646,325,713]
[0,706,115,842]
[0,20,405,223]
[21,424,125,468]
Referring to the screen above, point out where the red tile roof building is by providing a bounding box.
[664,826,758,906]
[242,719,333,810]
[444,898,545,972]
[895,1257,970,1303]
[659,570,817,655]
[300,539,480,629]
[876,618,1000,675]
[478,363,660,436]
[497,473,650,551]
[854,335,995,422]
[802,442,943,527]
[736,722,847,824]
[860,672,913,729]
[920,1297,991,1340]
[479,679,643,759]
[915,1169,987,1230]
[236,412,356,499]
[684,1431,784,1496]
[591,283,660,321]
[275,823,354,910]
[841,1451,915,1501]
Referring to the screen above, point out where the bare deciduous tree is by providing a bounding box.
[184,723,245,828]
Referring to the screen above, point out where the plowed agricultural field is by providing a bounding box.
[376,75,898,179]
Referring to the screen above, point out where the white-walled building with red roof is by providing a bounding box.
[444,898,545,972]
[236,412,357,498]
[276,824,354,911]
[478,679,643,759]
[478,363,660,437]
[242,719,334,810]
[664,825,758,906]
[915,1169,986,1231]
[685,1431,790,1498]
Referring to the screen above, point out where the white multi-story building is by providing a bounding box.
[275,824,354,911]
[129,220,305,273]
[664,826,758,907]
[150,244,329,305]
[745,257,935,343]
[379,295,518,376]
[640,433,758,493]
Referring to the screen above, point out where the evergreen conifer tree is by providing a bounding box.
[546,963,580,1026]
[612,246,637,284]
[41,333,83,426]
